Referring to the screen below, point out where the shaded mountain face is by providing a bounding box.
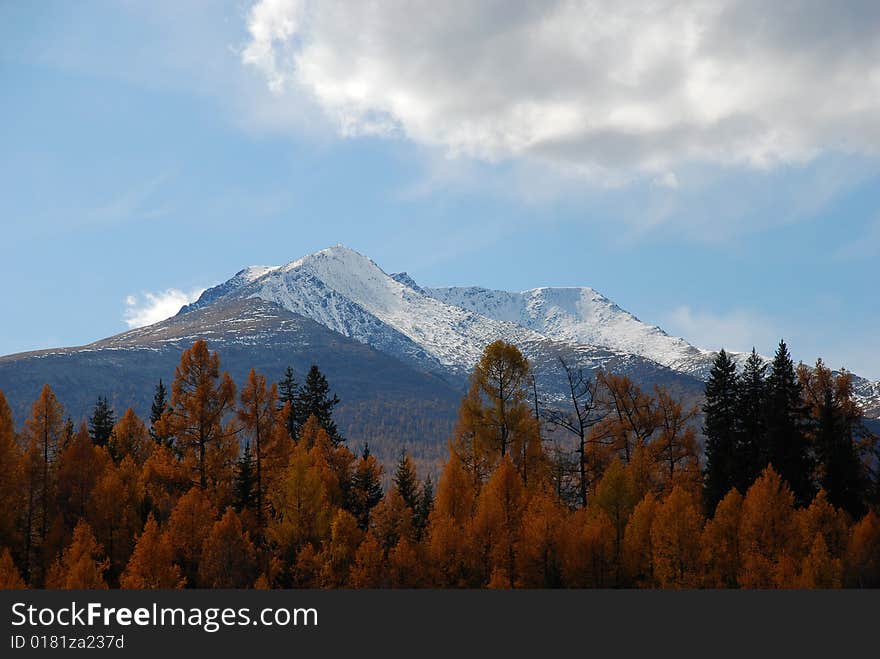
[0,298,463,464]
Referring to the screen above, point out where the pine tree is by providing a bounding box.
[278,366,298,440]
[149,380,170,447]
[415,474,434,539]
[736,349,768,491]
[294,365,342,444]
[393,449,420,511]
[703,349,740,513]
[765,340,814,506]
[88,396,116,448]
[348,444,384,530]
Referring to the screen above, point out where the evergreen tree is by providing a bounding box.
[415,474,434,538]
[278,366,298,440]
[348,444,383,530]
[149,380,170,447]
[393,449,420,511]
[88,396,116,448]
[295,365,342,444]
[234,442,257,514]
[703,350,740,513]
[736,349,767,491]
[765,341,814,506]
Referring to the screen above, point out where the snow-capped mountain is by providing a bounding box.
[180,245,880,417]
[425,285,713,377]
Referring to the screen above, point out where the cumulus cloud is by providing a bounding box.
[123,288,205,329]
[241,0,880,183]
[663,305,779,355]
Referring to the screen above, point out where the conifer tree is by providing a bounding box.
[703,349,740,513]
[294,365,342,444]
[735,349,768,491]
[149,379,170,447]
[650,486,703,588]
[765,341,814,506]
[278,365,298,440]
[415,474,434,539]
[22,384,65,584]
[120,515,185,589]
[88,396,116,448]
[393,449,420,511]
[157,340,238,495]
[109,408,151,465]
[45,520,109,590]
[451,341,538,484]
[800,362,867,517]
[237,369,281,527]
[199,508,257,588]
[348,444,384,530]
[166,487,217,587]
[0,391,23,551]
[700,488,742,588]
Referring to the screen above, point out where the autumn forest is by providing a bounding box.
[0,338,878,590]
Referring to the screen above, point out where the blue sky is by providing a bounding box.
[1,1,879,378]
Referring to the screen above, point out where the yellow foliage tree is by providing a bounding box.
[45,520,109,589]
[166,487,217,586]
[700,488,743,588]
[650,486,703,588]
[120,514,185,589]
[739,466,798,589]
[199,508,257,588]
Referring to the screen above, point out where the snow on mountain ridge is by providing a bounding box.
[220,245,550,373]
[426,285,711,376]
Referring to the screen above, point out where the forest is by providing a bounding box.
[0,337,878,589]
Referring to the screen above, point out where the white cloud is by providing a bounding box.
[663,305,779,355]
[123,288,205,329]
[241,0,880,183]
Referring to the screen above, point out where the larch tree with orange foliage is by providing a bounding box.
[623,493,658,587]
[199,508,257,588]
[56,422,109,535]
[738,466,799,588]
[700,488,743,588]
[109,408,152,465]
[86,457,142,582]
[0,391,23,552]
[166,487,217,587]
[472,457,524,587]
[452,341,539,486]
[157,339,237,498]
[237,369,287,529]
[22,383,65,584]
[120,514,185,589]
[845,511,880,587]
[45,520,109,590]
[650,486,703,588]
